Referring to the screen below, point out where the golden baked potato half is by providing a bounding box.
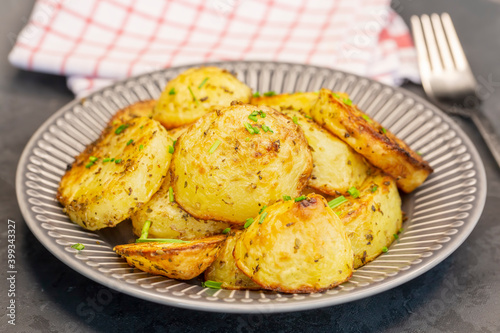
[108,100,156,124]
[310,88,432,193]
[251,92,319,115]
[171,104,313,224]
[204,230,261,290]
[336,171,402,268]
[57,117,171,230]
[167,124,190,140]
[113,235,226,280]
[282,110,371,194]
[131,174,230,240]
[234,194,354,293]
[153,67,252,129]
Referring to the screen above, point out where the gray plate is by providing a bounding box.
[16,61,487,313]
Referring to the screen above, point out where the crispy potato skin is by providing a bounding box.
[108,100,156,124]
[336,171,402,268]
[153,67,252,129]
[234,194,353,293]
[171,104,313,224]
[131,173,230,240]
[311,89,432,193]
[251,92,319,115]
[113,235,226,280]
[57,117,171,230]
[282,110,371,194]
[204,230,261,290]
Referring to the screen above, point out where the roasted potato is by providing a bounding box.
[310,89,432,193]
[204,230,261,290]
[131,173,231,240]
[336,171,402,268]
[108,100,156,124]
[167,124,190,140]
[153,67,252,129]
[282,110,371,194]
[234,194,354,293]
[251,92,319,115]
[113,235,226,280]
[57,117,172,230]
[171,104,313,224]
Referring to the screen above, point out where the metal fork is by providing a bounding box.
[411,13,500,168]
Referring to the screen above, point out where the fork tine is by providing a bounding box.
[441,13,470,70]
[410,15,431,76]
[420,14,443,73]
[430,13,454,70]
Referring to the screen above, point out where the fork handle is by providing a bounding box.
[471,111,500,168]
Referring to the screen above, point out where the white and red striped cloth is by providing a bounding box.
[9,0,419,97]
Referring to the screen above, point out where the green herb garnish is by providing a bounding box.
[328,196,347,210]
[244,218,254,228]
[343,98,352,106]
[261,124,274,133]
[202,280,222,289]
[248,114,259,122]
[115,159,122,164]
[168,87,176,95]
[136,238,191,244]
[168,145,174,154]
[89,156,98,162]
[371,185,378,193]
[198,77,209,89]
[347,186,360,198]
[85,162,94,169]
[209,140,222,154]
[115,124,129,134]
[263,91,276,97]
[381,127,387,134]
[139,144,144,150]
[139,220,152,239]
[71,243,85,251]
[222,228,231,234]
[253,91,261,98]
[294,195,307,202]
[382,246,388,253]
[259,211,268,224]
[362,115,372,123]
[292,116,299,125]
[102,157,111,163]
[259,205,267,214]
[188,86,199,105]
[283,195,292,201]
[169,186,174,202]
[126,139,134,146]
[244,122,256,134]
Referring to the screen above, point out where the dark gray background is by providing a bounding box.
[1,0,500,332]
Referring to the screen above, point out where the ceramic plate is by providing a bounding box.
[16,61,486,313]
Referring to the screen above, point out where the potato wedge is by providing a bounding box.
[131,173,230,240]
[251,92,319,115]
[336,171,402,268]
[57,117,171,230]
[153,67,252,129]
[171,104,313,224]
[167,124,190,140]
[234,194,353,293]
[204,230,261,290]
[282,110,371,194]
[108,100,156,124]
[310,89,432,193]
[113,235,226,280]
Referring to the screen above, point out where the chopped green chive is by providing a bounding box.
[102,157,111,163]
[140,125,144,129]
[115,124,129,134]
[252,126,260,134]
[111,158,115,162]
[283,195,292,201]
[71,243,85,251]
[139,144,144,150]
[399,228,404,233]
[244,218,254,228]
[89,156,98,162]
[371,185,378,193]
[222,228,231,234]
[253,91,261,98]
[244,122,255,134]
[416,151,422,156]
[343,98,353,106]
[188,86,199,105]
[126,139,134,146]
[259,211,268,224]
[198,77,209,89]
[263,91,276,97]
[85,162,94,169]
[168,87,176,95]
[259,205,267,214]
[294,195,307,202]
[304,115,313,119]
[208,139,222,154]
[259,111,266,118]
[202,280,222,289]
[333,93,341,98]
[115,159,122,164]
[136,238,191,244]
[292,116,299,125]
[248,114,259,122]
[382,246,388,253]
[245,137,250,142]
[139,220,152,240]
[168,145,174,154]
[169,186,174,202]
[393,233,399,240]
[328,196,347,209]
[261,124,274,133]
[347,186,360,198]
[362,115,373,123]
[381,127,387,134]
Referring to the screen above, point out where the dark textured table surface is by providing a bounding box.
[1,1,500,332]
